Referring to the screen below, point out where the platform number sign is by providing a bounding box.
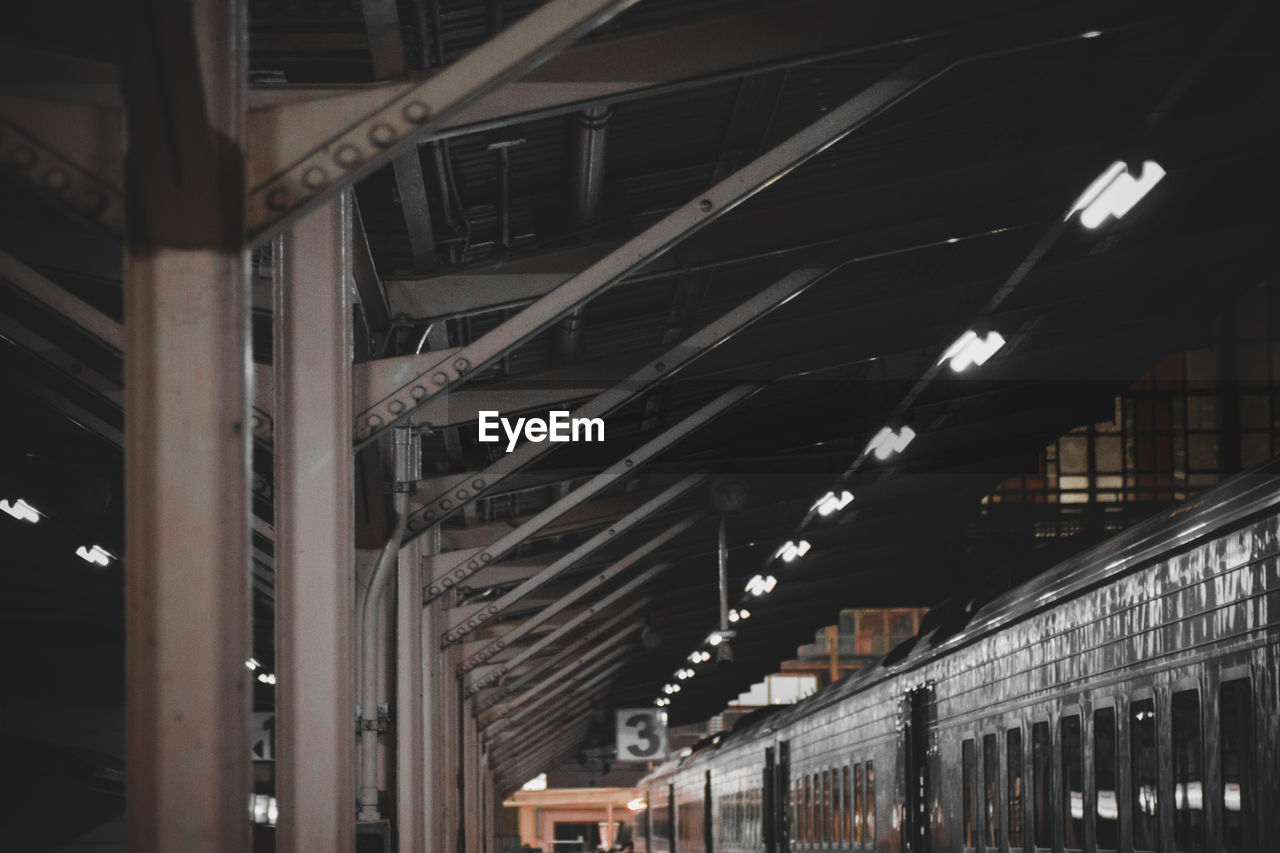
[616,708,667,760]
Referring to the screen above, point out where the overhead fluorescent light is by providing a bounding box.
[257,672,277,685]
[1,498,40,523]
[811,490,854,516]
[1070,160,1165,229]
[866,426,915,461]
[745,574,778,596]
[728,608,751,623]
[75,544,113,567]
[940,330,1005,373]
[245,658,261,671]
[775,540,811,563]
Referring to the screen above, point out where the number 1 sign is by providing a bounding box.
[616,708,668,761]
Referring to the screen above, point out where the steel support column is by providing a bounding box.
[120,1,251,851]
[273,197,357,852]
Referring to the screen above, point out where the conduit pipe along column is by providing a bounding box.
[358,425,419,822]
[557,104,611,363]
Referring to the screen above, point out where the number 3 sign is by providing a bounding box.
[616,708,668,760]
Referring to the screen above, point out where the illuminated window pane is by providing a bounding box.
[1096,436,1122,472]
[984,734,1000,849]
[1060,437,1088,474]
[1187,435,1220,471]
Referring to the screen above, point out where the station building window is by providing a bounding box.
[1130,698,1159,851]
[1060,715,1084,851]
[1031,722,1051,848]
[1006,728,1024,848]
[1093,707,1119,850]
[1219,678,1253,852]
[1172,690,1204,852]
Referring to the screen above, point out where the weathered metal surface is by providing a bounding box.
[635,463,1280,852]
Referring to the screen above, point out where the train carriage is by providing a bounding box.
[639,462,1279,853]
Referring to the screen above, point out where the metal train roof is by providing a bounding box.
[2,0,1278,789]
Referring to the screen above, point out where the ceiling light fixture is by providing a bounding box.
[812,490,854,516]
[866,425,915,460]
[745,574,777,596]
[940,330,1006,373]
[75,544,113,567]
[1070,160,1165,229]
[728,608,751,623]
[0,498,40,523]
[775,540,811,563]
[257,672,277,685]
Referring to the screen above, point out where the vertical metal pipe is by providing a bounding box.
[122,1,250,851]
[558,105,611,362]
[396,534,426,851]
[274,196,357,852]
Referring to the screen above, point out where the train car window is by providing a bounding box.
[791,780,799,848]
[818,770,828,844]
[842,766,851,845]
[832,767,842,846]
[1060,714,1084,850]
[653,794,672,845]
[1171,689,1203,852]
[984,733,1001,849]
[853,764,863,845]
[1093,707,1119,850]
[1219,679,1253,852]
[1130,698,1158,851]
[1032,722,1051,848]
[864,761,874,845]
[798,768,808,845]
[963,739,977,848]
[814,774,822,844]
[1007,728,1024,848]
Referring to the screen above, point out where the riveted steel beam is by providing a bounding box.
[354,46,952,446]
[441,474,705,644]
[422,384,755,605]
[244,0,639,239]
[466,560,673,695]
[400,204,874,537]
[455,511,700,669]
[0,250,123,349]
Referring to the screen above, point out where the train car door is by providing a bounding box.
[776,741,791,853]
[900,684,935,852]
